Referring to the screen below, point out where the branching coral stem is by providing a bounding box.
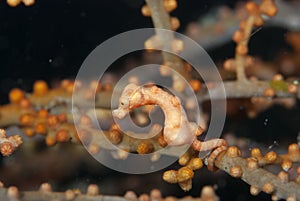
[0,80,297,128]
[235,15,255,82]
[215,151,300,200]
[0,187,213,201]
[145,0,191,91]
[144,0,171,30]
[199,80,297,101]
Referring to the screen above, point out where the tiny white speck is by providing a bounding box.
[268,141,278,150]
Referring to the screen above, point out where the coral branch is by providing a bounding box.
[231,0,278,82]
[0,182,219,201]
[215,147,300,200]
[199,80,299,101]
[144,0,191,92]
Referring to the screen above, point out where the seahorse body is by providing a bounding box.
[112,83,199,146]
[113,83,227,171]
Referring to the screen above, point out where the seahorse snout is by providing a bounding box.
[112,108,127,119]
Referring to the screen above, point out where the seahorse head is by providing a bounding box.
[112,83,139,119]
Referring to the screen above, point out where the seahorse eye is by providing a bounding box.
[119,98,129,107]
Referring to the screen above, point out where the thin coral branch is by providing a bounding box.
[0,183,219,201]
[215,147,300,200]
[1,79,298,130]
[249,144,300,169]
[234,15,255,82]
[230,0,278,82]
[144,0,191,92]
[199,80,299,101]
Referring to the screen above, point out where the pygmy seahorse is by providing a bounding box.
[112,83,227,167]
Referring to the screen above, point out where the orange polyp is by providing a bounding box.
[230,166,243,178]
[226,146,241,157]
[39,183,52,192]
[65,82,75,93]
[189,80,202,93]
[264,151,277,163]
[288,84,297,94]
[58,113,67,123]
[170,17,180,30]
[171,39,184,52]
[281,160,292,172]
[247,157,259,170]
[79,115,92,127]
[103,83,112,91]
[277,171,289,183]
[262,182,274,194]
[236,44,248,55]
[45,136,56,146]
[141,5,151,16]
[9,88,24,104]
[150,189,162,200]
[250,186,260,195]
[245,2,259,15]
[88,143,100,155]
[264,88,275,97]
[35,123,47,135]
[254,16,264,27]
[86,184,99,196]
[22,0,35,6]
[288,143,299,154]
[224,59,236,71]
[158,135,168,147]
[272,74,284,81]
[260,3,277,17]
[38,109,49,118]
[108,130,123,145]
[177,167,194,183]
[89,80,102,93]
[47,115,59,127]
[137,141,154,154]
[187,158,203,170]
[251,148,262,158]
[24,127,35,137]
[233,30,244,43]
[33,80,48,96]
[61,79,71,89]
[164,0,177,12]
[19,98,31,108]
[239,20,247,30]
[163,170,178,183]
[6,0,21,7]
[297,166,300,175]
[20,114,34,126]
[55,129,70,142]
[109,123,121,131]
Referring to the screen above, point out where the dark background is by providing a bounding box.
[0,0,240,95]
[0,0,237,78]
[0,1,298,200]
